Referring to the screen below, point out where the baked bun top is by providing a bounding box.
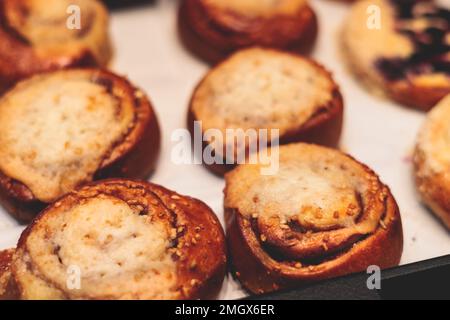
[343,0,449,91]
[225,143,392,260]
[202,0,307,17]
[0,69,139,203]
[191,48,337,136]
[226,143,384,232]
[12,180,226,300]
[0,0,110,65]
[416,94,450,175]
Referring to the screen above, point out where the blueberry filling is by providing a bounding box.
[375,0,450,81]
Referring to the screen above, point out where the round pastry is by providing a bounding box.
[414,94,450,229]
[0,69,160,222]
[224,143,403,294]
[342,0,450,110]
[178,0,318,63]
[0,179,227,300]
[188,48,344,175]
[0,0,112,90]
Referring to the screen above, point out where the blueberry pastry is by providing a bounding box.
[343,0,449,110]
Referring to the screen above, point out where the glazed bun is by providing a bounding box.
[1,179,227,300]
[189,48,343,175]
[179,0,318,63]
[0,69,160,222]
[225,143,403,294]
[342,0,450,110]
[0,0,112,90]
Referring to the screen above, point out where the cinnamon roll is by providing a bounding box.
[0,69,160,222]
[0,179,227,300]
[0,0,112,90]
[342,0,450,110]
[225,143,403,294]
[188,48,344,175]
[414,94,450,229]
[178,0,318,63]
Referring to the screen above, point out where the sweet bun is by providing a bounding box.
[178,0,318,63]
[224,143,403,294]
[342,0,450,110]
[0,0,112,90]
[0,69,160,222]
[0,179,227,300]
[188,48,343,175]
[414,94,450,229]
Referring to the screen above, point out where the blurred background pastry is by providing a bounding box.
[342,0,449,110]
[0,0,112,91]
[178,0,318,63]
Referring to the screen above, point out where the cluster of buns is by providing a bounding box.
[0,0,449,300]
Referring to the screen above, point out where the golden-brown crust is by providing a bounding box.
[0,69,161,222]
[224,144,403,294]
[0,249,18,300]
[8,179,226,300]
[387,81,450,112]
[188,49,344,176]
[414,150,450,228]
[178,0,318,64]
[0,0,112,91]
[414,95,450,228]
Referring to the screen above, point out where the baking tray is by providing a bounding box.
[0,0,449,300]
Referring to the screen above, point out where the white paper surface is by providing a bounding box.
[1,0,449,300]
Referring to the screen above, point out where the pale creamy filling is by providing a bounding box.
[0,70,134,202]
[192,48,334,148]
[243,164,362,231]
[225,144,385,263]
[17,195,177,300]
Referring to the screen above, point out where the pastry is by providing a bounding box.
[225,143,403,294]
[188,48,343,175]
[414,94,450,229]
[178,0,318,63]
[342,0,450,110]
[0,179,227,300]
[0,69,160,222]
[0,0,112,90]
